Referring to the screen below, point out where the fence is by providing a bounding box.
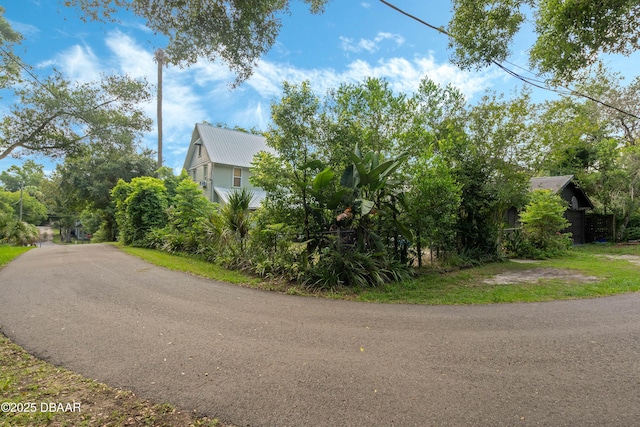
[585,214,614,243]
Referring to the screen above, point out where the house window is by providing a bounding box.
[203,164,208,181]
[233,167,242,187]
[198,144,202,157]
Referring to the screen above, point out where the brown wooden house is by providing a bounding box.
[530,175,594,244]
[508,175,594,244]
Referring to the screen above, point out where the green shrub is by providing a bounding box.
[0,216,39,246]
[112,177,168,245]
[303,248,412,290]
[89,224,109,243]
[511,189,573,258]
[624,226,640,241]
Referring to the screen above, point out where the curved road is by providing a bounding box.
[1,244,639,426]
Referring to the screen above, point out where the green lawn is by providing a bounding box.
[115,243,640,305]
[354,244,640,304]
[116,244,263,287]
[0,246,33,269]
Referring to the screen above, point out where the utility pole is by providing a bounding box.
[154,48,166,171]
[19,182,23,222]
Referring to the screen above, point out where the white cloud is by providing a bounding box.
[231,102,269,131]
[340,32,405,54]
[104,30,154,78]
[244,53,491,102]
[377,32,405,47]
[42,44,102,82]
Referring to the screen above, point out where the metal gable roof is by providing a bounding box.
[529,175,593,210]
[213,187,268,210]
[194,123,272,168]
[529,175,574,193]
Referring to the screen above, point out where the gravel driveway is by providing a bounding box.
[1,244,639,426]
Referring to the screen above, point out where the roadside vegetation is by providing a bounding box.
[117,242,640,305]
[101,76,639,292]
[2,11,639,291]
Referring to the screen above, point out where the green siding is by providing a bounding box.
[212,164,257,189]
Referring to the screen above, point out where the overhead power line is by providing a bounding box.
[379,0,640,121]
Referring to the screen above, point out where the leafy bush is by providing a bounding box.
[251,239,308,282]
[444,245,501,268]
[504,228,571,259]
[0,213,39,246]
[624,226,640,241]
[502,229,532,258]
[303,248,412,290]
[112,177,168,245]
[504,190,573,259]
[89,224,110,243]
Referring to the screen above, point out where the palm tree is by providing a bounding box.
[222,188,253,251]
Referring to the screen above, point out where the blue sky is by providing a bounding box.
[1,1,637,174]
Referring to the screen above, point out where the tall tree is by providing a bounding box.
[433,91,535,258]
[112,176,168,245]
[537,69,640,232]
[0,160,45,192]
[65,0,330,85]
[253,81,325,243]
[0,10,152,160]
[406,156,461,266]
[328,78,414,161]
[0,190,47,225]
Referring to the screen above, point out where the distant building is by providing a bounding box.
[529,175,593,244]
[507,175,594,244]
[182,123,272,209]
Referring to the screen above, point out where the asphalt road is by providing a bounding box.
[1,244,639,426]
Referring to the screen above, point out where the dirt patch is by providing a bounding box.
[483,268,599,285]
[600,255,640,266]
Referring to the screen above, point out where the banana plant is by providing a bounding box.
[339,144,411,251]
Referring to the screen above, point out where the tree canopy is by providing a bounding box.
[0,5,22,91]
[65,0,330,85]
[447,0,640,83]
[0,70,152,161]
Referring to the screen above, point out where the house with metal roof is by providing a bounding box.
[182,123,273,209]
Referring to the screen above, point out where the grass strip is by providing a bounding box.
[114,244,262,287]
[114,243,640,305]
[0,246,32,269]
